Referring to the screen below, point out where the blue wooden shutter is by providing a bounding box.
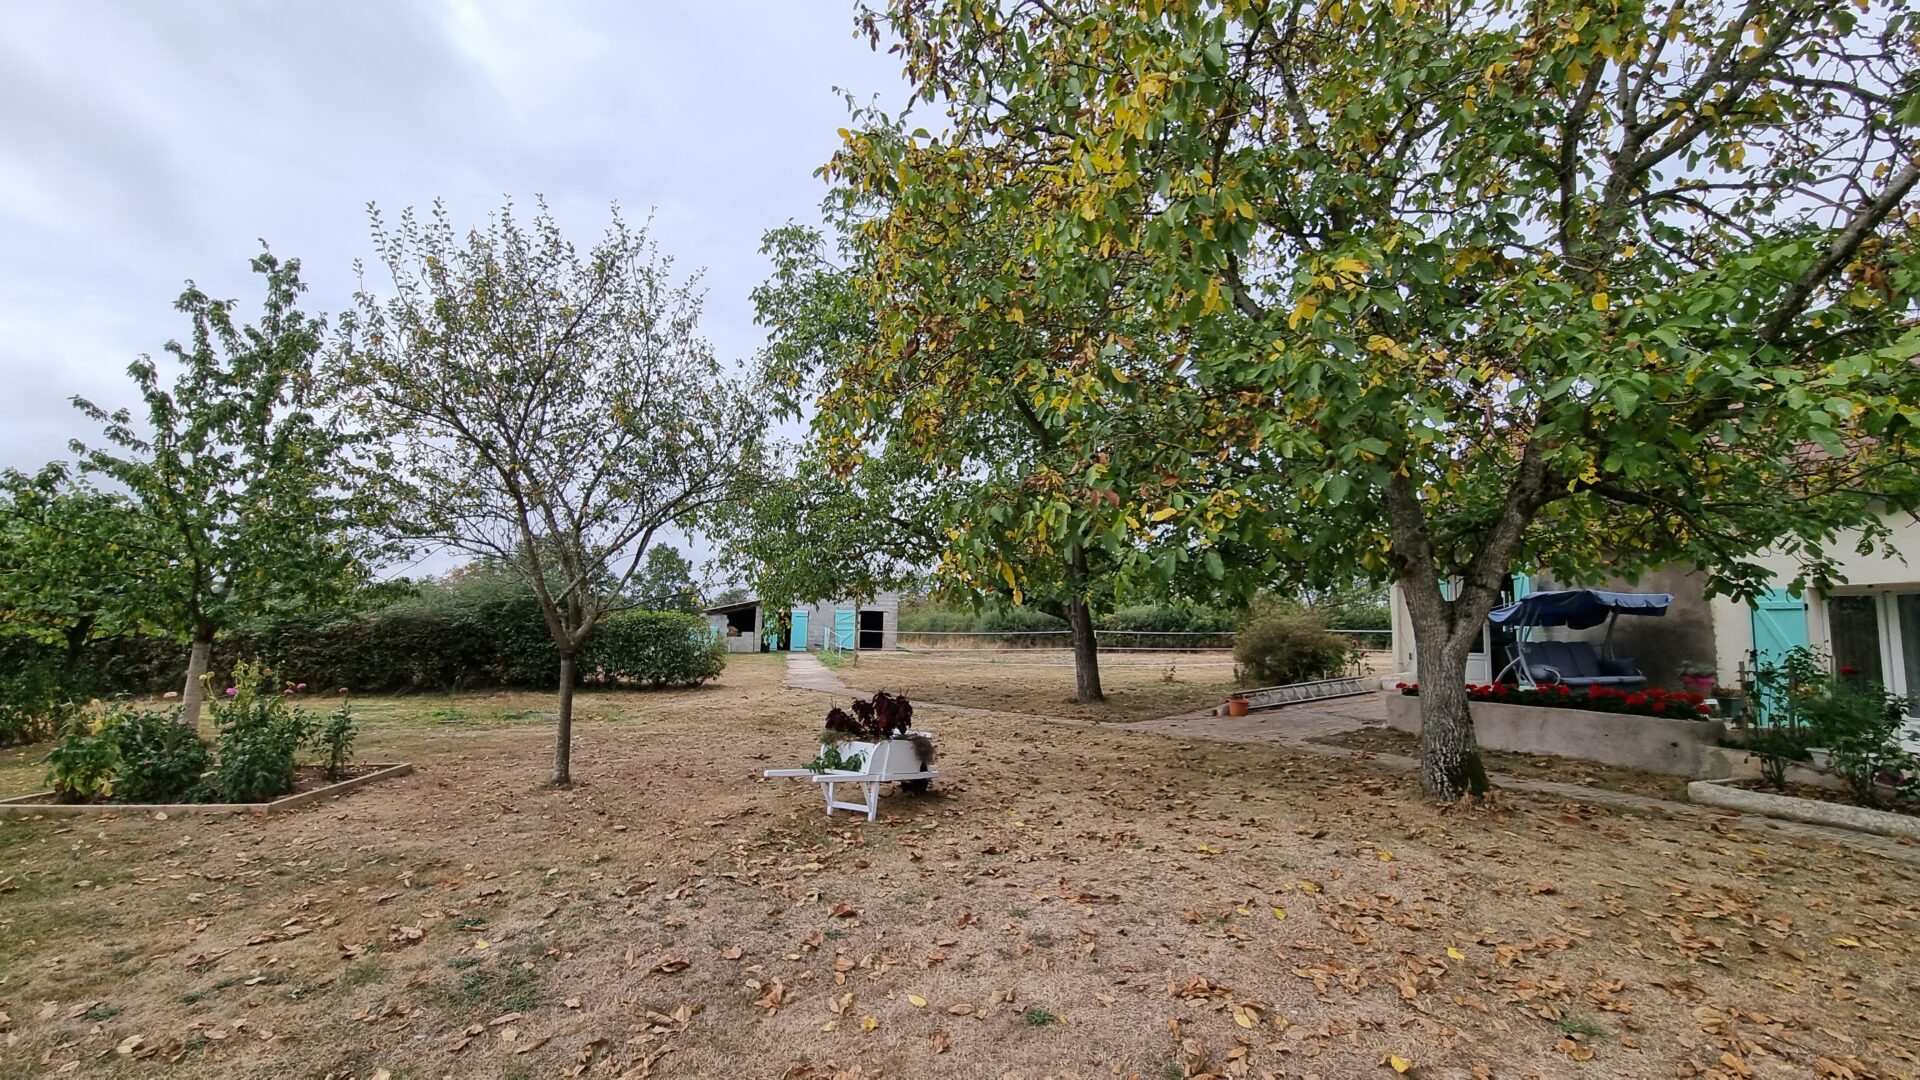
[1751,589,1809,668]
[834,608,856,650]
[1750,588,1809,724]
[790,610,809,651]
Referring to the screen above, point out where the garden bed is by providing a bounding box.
[0,761,411,817]
[1688,776,1920,840]
[1384,693,1726,776]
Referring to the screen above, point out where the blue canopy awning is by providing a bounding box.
[1487,588,1672,630]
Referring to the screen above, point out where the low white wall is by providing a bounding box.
[1385,694,1728,777]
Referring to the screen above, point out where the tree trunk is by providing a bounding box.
[60,617,95,683]
[551,651,575,786]
[1409,611,1489,801]
[1064,595,1104,704]
[179,631,214,728]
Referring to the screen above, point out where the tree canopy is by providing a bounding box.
[0,465,174,678]
[749,160,1275,699]
[632,544,702,613]
[848,0,1920,795]
[337,199,759,784]
[69,251,383,725]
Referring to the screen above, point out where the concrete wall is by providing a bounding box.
[791,592,903,650]
[1384,693,1728,777]
[1528,565,1718,690]
[707,608,763,653]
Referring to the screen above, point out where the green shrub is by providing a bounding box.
[1233,605,1351,686]
[580,610,725,687]
[207,662,314,803]
[108,704,210,803]
[49,572,719,699]
[319,702,358,780]
[1803,683,1915,807]
[898,598,1066,645]
[43,715,119,803]
[0,639,78,745]
[1096,601,1235,648]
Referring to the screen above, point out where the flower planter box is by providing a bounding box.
[1385,695,1726,777]
[0,763,413,819]
[1687,777,1920,840]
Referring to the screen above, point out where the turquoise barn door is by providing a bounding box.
[834,608,856,650]
[790,609,809,651]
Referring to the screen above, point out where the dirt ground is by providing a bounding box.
[2,654,1918,1079]
[1307,727,1695,803]
[836,650,1246,721]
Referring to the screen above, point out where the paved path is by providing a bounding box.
[782,653,849,694]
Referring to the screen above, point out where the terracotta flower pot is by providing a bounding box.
[1226,696,1250,717]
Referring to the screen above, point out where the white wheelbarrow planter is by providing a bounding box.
[763,735,938,821]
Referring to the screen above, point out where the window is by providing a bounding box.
[1825,591,1920,718]
[1828,594,1885,687]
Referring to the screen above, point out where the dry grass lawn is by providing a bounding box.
[2,653,1918,1080]
[836,649,1245,721]
[1307,727,1696,803]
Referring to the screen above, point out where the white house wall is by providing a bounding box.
[1706,513,1920,685]
[1388,512,1919,688]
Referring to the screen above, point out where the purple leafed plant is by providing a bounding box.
[871,692,913,739]
[822,693,915,742]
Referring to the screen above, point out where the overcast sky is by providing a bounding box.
[1,1,902,581]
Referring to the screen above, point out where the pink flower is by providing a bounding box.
[295,682,308,691]
[224,687,238,696]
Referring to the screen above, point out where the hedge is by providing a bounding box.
[580,611,726,687]
[2,602,724,722]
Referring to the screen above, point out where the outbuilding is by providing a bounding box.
[705,593,901,654]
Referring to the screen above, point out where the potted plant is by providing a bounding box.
[1678,660,1718,695]
[1226,693,1250,717]
[1712,686,1746,721]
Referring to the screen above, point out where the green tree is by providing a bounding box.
[713,442,941,617]
[852,0,1920,799]
[631,544,701,612]
[70,251,383,725]
[337,199,758,785]
[707,585,752,608]
[752,207,1253,701]
[0,465,175,682]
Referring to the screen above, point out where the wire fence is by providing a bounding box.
[862,627,1392,675]
[893,629,1233,652]
[890,627,1391,652]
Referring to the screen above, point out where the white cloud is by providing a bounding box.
[0,0,901,577]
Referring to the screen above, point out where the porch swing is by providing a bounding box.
[1488,588,1671,691]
